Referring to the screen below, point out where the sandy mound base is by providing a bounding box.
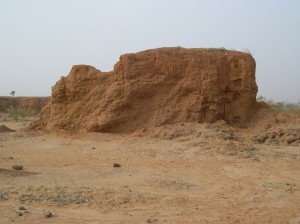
[0,125,15,133]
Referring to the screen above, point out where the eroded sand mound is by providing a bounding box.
[0,125,15,133]
[30,47,257,133]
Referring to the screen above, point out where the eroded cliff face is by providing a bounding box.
[30,47,258,132]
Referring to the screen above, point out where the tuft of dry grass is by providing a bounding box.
[0,192,8,201]
[0,186,153,207]
[263,182,297,193]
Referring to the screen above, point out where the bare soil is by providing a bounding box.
[0,113,299,223]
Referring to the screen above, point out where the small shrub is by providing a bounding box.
[0,192,8,201]
[7,107,28,121]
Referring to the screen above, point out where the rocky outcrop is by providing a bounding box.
[0,97,51,114]
[30,47,258,133]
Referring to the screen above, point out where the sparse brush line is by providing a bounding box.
[257,96,300,113]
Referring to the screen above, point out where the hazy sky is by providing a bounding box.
[0,0,299,102]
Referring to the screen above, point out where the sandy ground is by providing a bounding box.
[0,113,300,223]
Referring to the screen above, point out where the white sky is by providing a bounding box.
[0,0,299,102]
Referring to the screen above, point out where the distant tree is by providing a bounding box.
[10,91,15,96]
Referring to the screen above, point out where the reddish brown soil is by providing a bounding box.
[0,111,299,223]
[30,48,257,133]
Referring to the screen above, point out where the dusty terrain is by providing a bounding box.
[1,112,300,224]
[1,48,299,223]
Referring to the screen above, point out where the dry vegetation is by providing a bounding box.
[257,96,300,113]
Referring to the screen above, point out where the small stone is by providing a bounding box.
[8,156,14,160]
[92,147,95,149]
[44,209,52,218]
[16,211,22,216]
[147,218,158,223]
[113,163,121,168]
[19,206,26,210]
[12,165,23,170]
